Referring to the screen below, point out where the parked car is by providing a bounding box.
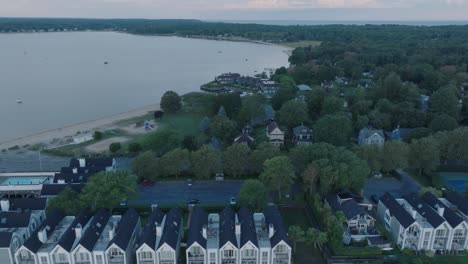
[188,199,200,205]
[119,199,127,206]
[230,196,237,205]
[187,179,193,186]
[141,179,155,186]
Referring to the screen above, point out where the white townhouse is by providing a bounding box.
[136,208,165,264]
[104,209,141,264]
[266,122,284,147]
[237,208,259,264]
[218,208,237,264]
[263,207,291,264]
[155,208,183,264]
[186,208,209,264]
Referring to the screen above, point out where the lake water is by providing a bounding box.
[0,32,289,143]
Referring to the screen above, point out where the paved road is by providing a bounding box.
[363,169,422,200]
[130,180,243,206]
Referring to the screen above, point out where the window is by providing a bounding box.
[96,255,103,264]
[159,250,174,260]
[210,252,216,264]
[275,244,287,253]
[242,249,256,258]
[75,252,90,262]
[140,251,153,260]
[192,246,201,255]
[224,249,234,258]
[54,253,68,262]
[454,229,465,237]
[436,229,446,237]
[40,256,48,264]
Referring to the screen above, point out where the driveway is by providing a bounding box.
[129,180,244,206]
[363,169,422,200]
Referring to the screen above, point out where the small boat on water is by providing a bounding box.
[16,99,23,104]
[218,51,223,53]
[104,61,109,64]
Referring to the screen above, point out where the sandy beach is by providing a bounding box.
[0,104,159,150]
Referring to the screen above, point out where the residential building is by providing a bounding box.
[258,81,278,98]
[238,208,259,264]
[155,208,183,264]
[216,73,241,85]
[263,206,291,264]
[40,184,85,199]
[219,208,237,264]
[136,208,165,264]
[53,173,93,184]
[69,158,116,172]
[325,193,376,243]
[266,122,284,147]
[385,127,413,142]
[88,211,122,264]
[186,208,209,264]
[234,132,255,146]
[443,192,468,218]
[292,124,312,145]
[358,127,385,146]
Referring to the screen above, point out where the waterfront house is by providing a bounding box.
[136,208,165,264]
[258,80,278,98]
[443,192,468,218]
[216,73,241,85]
[358,127,385,146]
[72,133,94,145]
[219,207,238,264]
[292,124,313,145]
[156,208,183,264]
[266,122,284,147]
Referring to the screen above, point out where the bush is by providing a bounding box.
[93,131,103,140]
[109,142,122,153]
[128,142,142,153]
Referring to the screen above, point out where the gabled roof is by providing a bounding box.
[9,198,47,211]
[267,121,282,134]
[379,193,415,229]
[0,232,13,248]
[157,208,182,250]
[219,207,237,248]
[325,193,366,220]
[234,132,255,144]
[237,207,258,248]
[445,192,468,216]
[69,158,114,168]
[56,209,92,252]
[403,193,445,229]
[297,84,312,91]
[41,184,85,196]
[293,124,312,135]
[76,209,111,251]
[264,206,290,247]
[359,127,385,142]
[138,208,165,249]
[0,211,32,228]
[422,192,464,228]
[23,211,65,253]
[187,207,208,248]
[53,173,93,184]
[108,208,139,250]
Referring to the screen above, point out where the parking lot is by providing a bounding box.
[129,180,244,206]
[363,169,421,201]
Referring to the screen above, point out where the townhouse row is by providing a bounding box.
[377,192,468,252]
[3,205,290,264]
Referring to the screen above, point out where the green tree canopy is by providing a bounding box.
[305,87,326,118]
[159,148,191,179]
[160,91,182,113]
[190,145,222,179]
[260,156,295,198]
[47,187,82,215]
[277,100,309,129]
[321,96,344,115]
[143,128,181,156]
[409,136,440,176]
[353,145,383,172]
[314,114,352,146]
[429,114,459,132]
[250,142,282,174]
[209,115,238,143]
[429,86,460,119]
[381,141,409,174]
[131,150,159,181]
[223,144,251,178]
[238,179,267,211]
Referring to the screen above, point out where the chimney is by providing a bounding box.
[155,223,162,236]
[1,198,10,212]
[202,225,207,239]
[235,223,241,236]
[38,228,48,243]
[411,208,417,219]
[268,224,275,239]
[108,222,115,240]
[72,168,78,174]
[78,158,86,168]
[75,223,82,239]
[437,206,445,217]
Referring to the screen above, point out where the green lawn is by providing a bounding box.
[294,242,326,264]
[279,207,310,229]
[279,40,322,48]
[158,112,204,139]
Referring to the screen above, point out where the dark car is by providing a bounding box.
[188,199,200,205]
[371,195,379,204]
[141,179,155,186]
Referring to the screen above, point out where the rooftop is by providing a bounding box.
[37,216,75,253]
[396,199,432,229]
[93,215,122,252]
[253,213,271,249]
[207,213,220,250]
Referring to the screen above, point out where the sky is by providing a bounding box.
[0,0,468,21]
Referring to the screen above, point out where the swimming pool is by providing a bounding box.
[0,177,49,185]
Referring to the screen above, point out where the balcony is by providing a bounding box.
[241,258,257,264]
[187,255,205,264]
[74,262,92,264]
[107,255,125,264]
[18,260,35,264]
[272,253,290,264]
[221,258,237,264]
[159,260,175,264]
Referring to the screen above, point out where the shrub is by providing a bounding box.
[93,131,103,140]
[109,142,122,153]
[128,142,142,153]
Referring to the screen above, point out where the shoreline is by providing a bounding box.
[0,104,160,150]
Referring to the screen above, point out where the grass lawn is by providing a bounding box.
[157,112,204,139]
[279,207,310,229]
[279,40,322,48]
[294,242,326,264]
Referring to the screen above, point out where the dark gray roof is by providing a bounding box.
[293,124,312,136]
[219,207,237,248]
[69,158,114,168]
[61,166,104,174]
[108,208,140,250]
[56,209,93,252]
[76,209,111,251]
[138,208,165,249]
[267,121,281,134]
[379,193,415,229]
[234,132,254,144]
[403,193,445,228]
[0,232,13,248]
[157,208,182,250]
[9,198,47,211]
[23,211,65,253]
[187,207,208,248]
[297,84,312,91]
[40,184,84,196]
[422,192,464,228]
[445,192,468,215]
[264,206,290,247]
[359,127,384,142]
[325,193,366,220]
[0,211,31,228]
[53,173,93,184]
[237,207,258,248]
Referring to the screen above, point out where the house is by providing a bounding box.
[40,184,85,199]
[325,193,376,243]
[263,206,292,264]
[186,208,209,264]
[266,122,284,147]
[321,80,334,92]
[219,207,238,264]
[89,211,123,264]
[3,198,47,224]
[385,127,413,141]
[237,208,259,264]
[216,73,241,84]
[104,208,141,264]
[15,211,65,264]
[293,124,313,145]
[155,208,183,264]
[258,80,279,98]
[443,192,468,218]
[73,133,94,145]
[234,132,255,146]
[358,127,385,146]
[136,207,165,264]
[53,172,93,184]
[69,158,116,172]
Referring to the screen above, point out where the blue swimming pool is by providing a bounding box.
[0,177,49,185]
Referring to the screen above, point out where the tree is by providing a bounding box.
[288,225,304,252]
[381,141,409,174]
[321,96,344,115]
[142,128,180,156]
[304,228,318,247]
[80,171,136,211]
[160,91,182,113]
[223,144,250,178]
[47,187,82,215]
[302,163,320,195]
[93,131,103,140]
[209,116,238,143]
[190,145,222,179]
[250,142,282,174]
[409,136,440,176]
[404,127,433,143]
[131,151,160,181]
[128,142,142,154]
[271,85,297,110]
[354,145,383,172]
[277,100,308,129]
[419,187,442,198]
[429,114,458,132]
[237,94,267,124]
[314,115,353,146]
[305,87,326,118]
[213,93,242,118]
[159,148,191,179]
[109,142,121,153]
[429,86,460,119]
[238,180,267,210]
[182,135,198,151]
[260,156,295,199]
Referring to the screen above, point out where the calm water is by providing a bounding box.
[0,32,289,143]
